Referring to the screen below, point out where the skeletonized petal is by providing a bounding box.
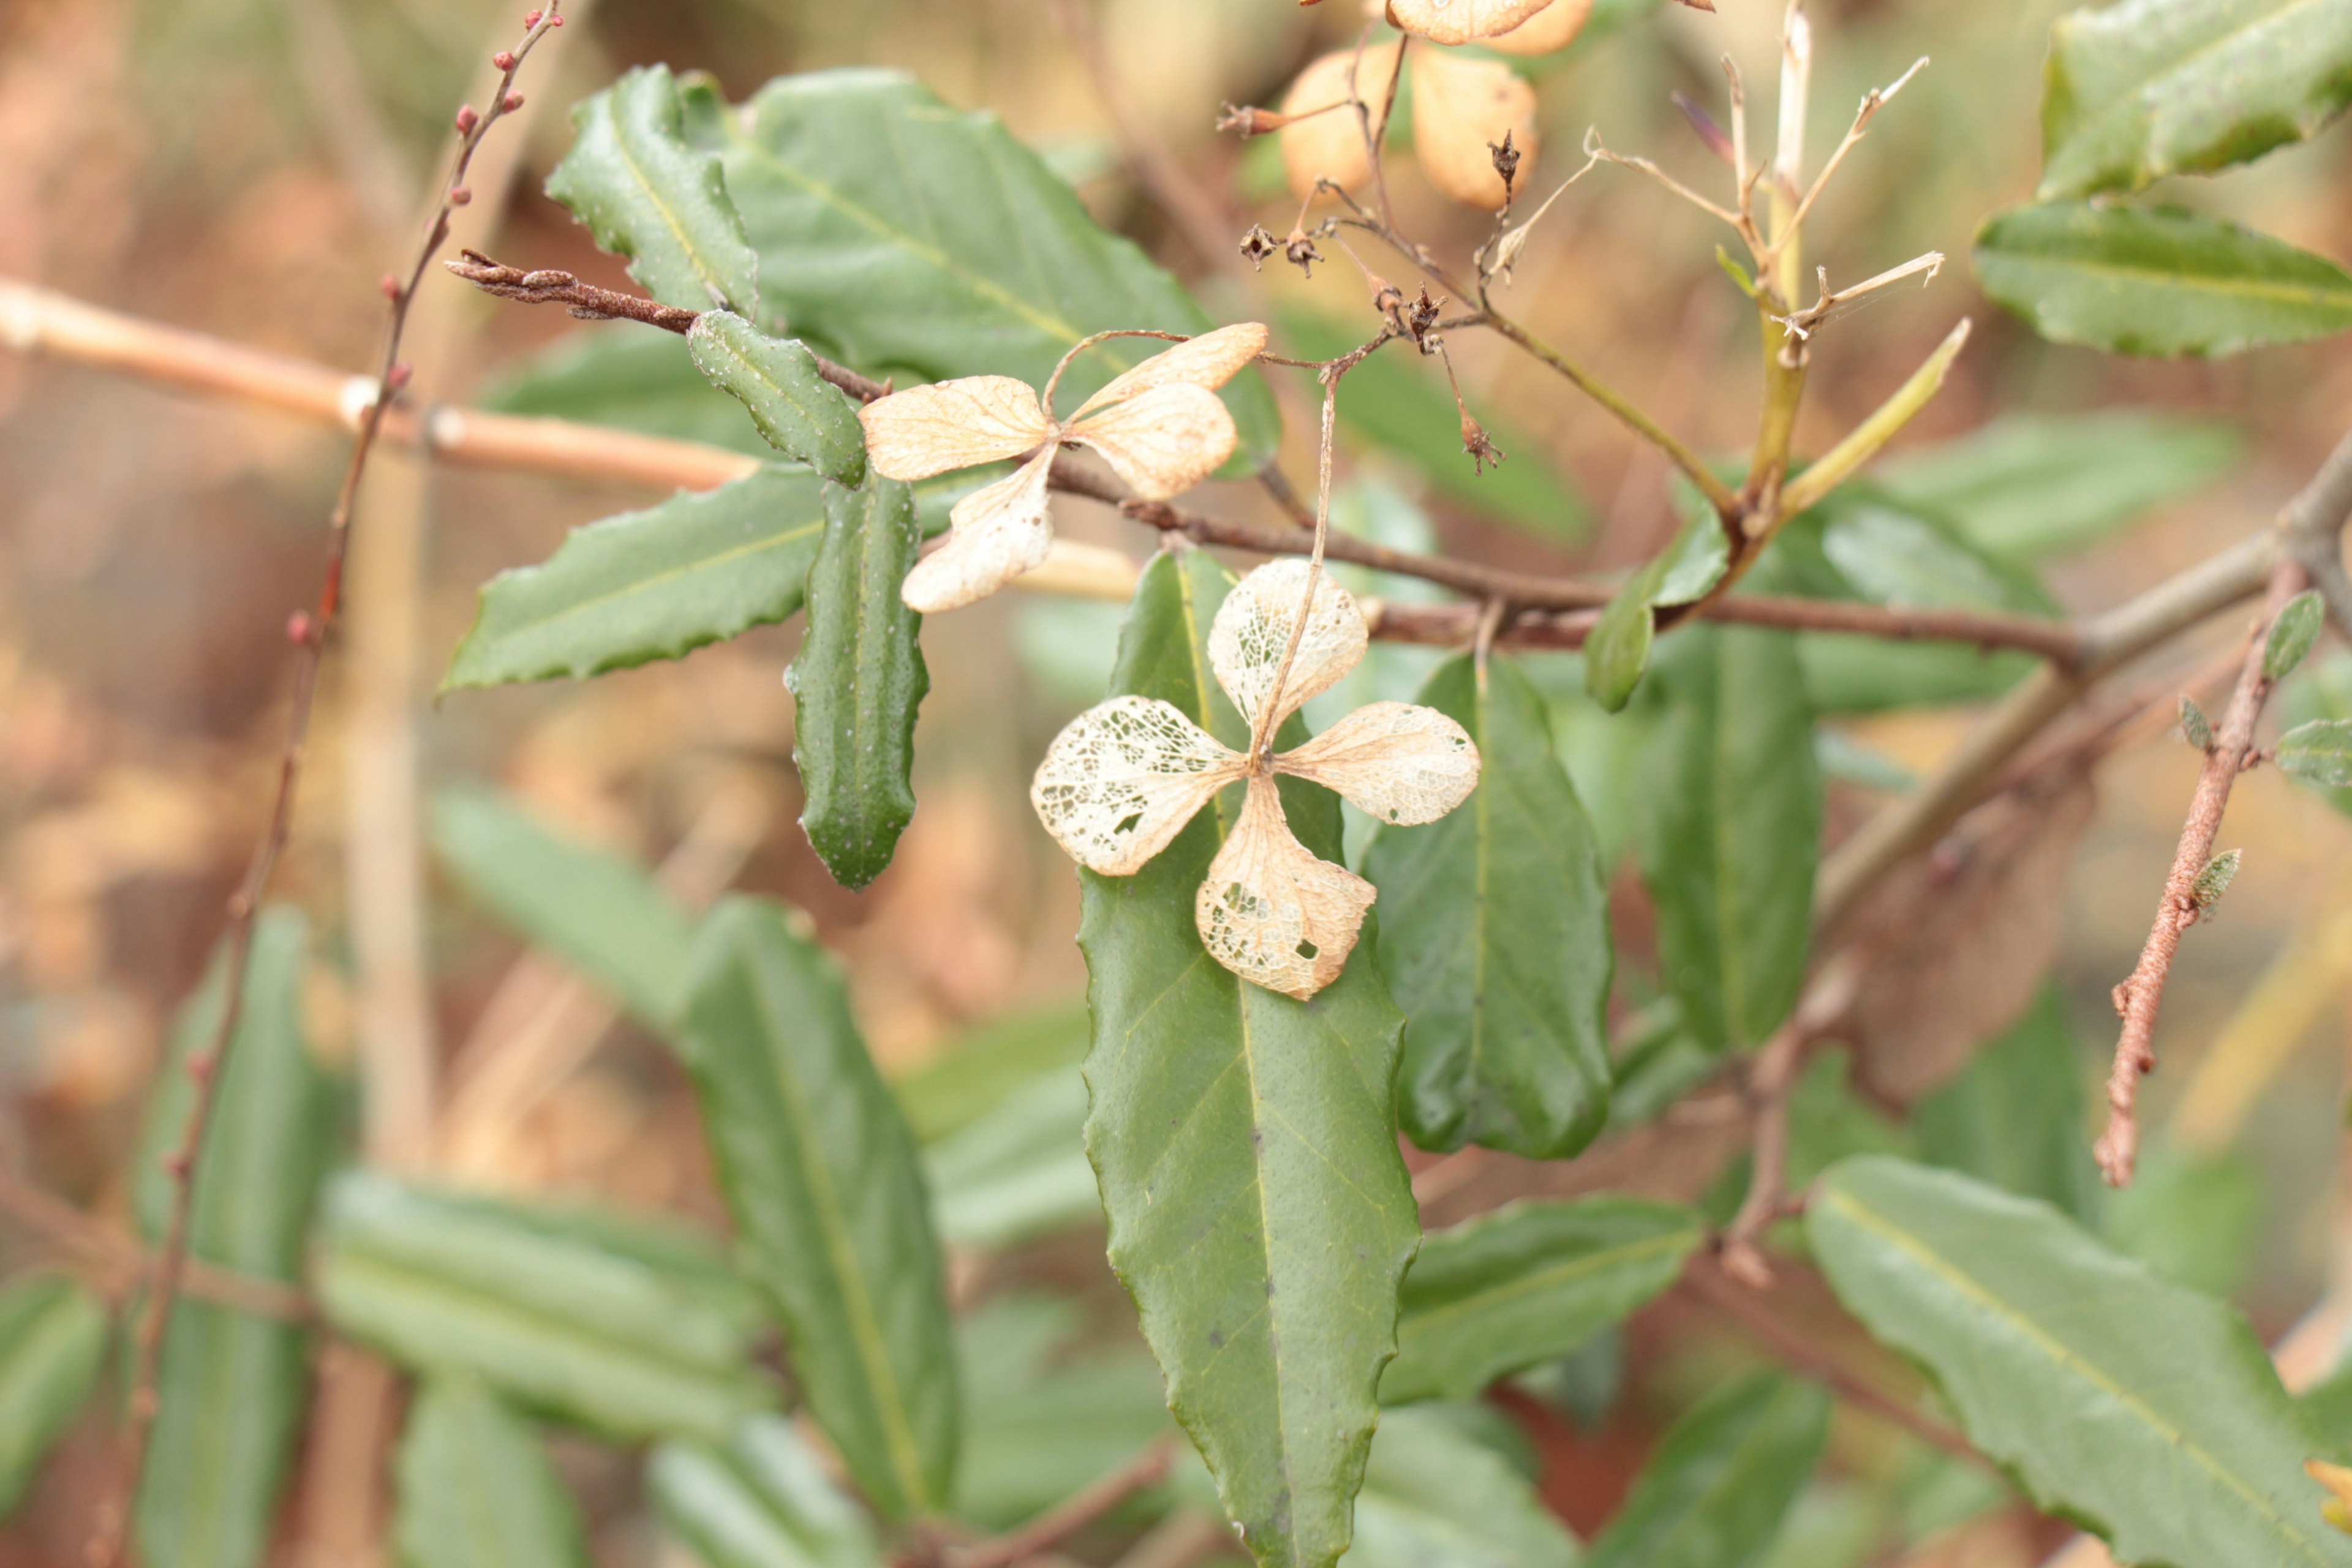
[1195,775,1376,1000]
[859,375,1051,481]
[1068,383,1238,501]
[1208,559,1369,737]
[1071,323,1270,420]
[900,448,1055,612]
[1385,0,1552,44]
[1030,695,1245,875]
[1277,700,1481,825]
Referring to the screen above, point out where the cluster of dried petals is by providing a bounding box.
[1031,561,1482,999]
[861,324,1267,612]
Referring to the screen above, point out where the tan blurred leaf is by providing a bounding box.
[1279,47,1401,200]
[1386,0,1553,45]
[1484,0,1594,55]
[1412,48,1540,208]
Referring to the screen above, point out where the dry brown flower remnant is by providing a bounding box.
[1031,560,1482,999]
[860,324,1267,612]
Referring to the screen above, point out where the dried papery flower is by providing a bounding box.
[1385,0,1551,44]
[1483,0,1594,55]
[1413,48,1540,208]
[1031,560,1481,998]
[1279,47,1400,201]
[861,324,1267,612]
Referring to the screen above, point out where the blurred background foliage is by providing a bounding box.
[0,0,2349,1562]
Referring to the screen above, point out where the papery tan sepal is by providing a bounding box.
[899,447,1055,612]
[1207,559,1370,736]
[1483,0,1593,55]
[1030,695,1246,875]
[1277,701,1480,825]
[1279,48,1400,201]
[860,375,1052,481]
[1385,0,1551,44]
[1194,775,1377,1000]
[1069,383,1239,501]
[1072,323,1270,420]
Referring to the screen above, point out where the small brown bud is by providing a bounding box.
[1487,129,1521,200]
[1216,104,1287,138]
[449,184,472,205]
[163,1153,192,1180]
[492,50,517,70]
[1408,285,1442,350]
[502,91,526,112]
[186,1054,214,1083]
[454,104,480,134]
[1239,225,1280,270]
[379,274,403,301]
[1460,410,1507,474]
[1368,274,1405,322]
[1283,227,1323,277]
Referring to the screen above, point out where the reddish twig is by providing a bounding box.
[0,1166,311,1324]
[2096,562,2307,1186]
[951,1436,1178,1568]
[89,13,568,1565]
[1719,956,1862,1286]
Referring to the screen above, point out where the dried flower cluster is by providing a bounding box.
[1031,560,1481,999]
[861,324,1267,611]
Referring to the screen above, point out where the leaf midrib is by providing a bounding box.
[1986,245,2352,306]
[485,517,820,644]
[1821,1184,2339,1564]
[606,87,739,307]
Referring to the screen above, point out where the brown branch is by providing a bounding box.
[91,13,569,1566]
[1718,956,1862,1286]
[1681,1256,1985,1467]
[2095,562,2306,1186]
[0,1166,312,1325]
[1365,596,2082,662]
[952,1437,1178,1568]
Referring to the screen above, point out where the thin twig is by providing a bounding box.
[1719,955,1861,1286]
[91,13,568,1565]
[1047,0,1234,271]
[0,1166,311,1324]
[953,1438,1179,1568]
[2096,562,2306,1185]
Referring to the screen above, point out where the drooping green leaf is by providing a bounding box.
[1583,1372,1830,1568]
[921,1068,1098,1251]
[1278,310,1588,537]
[679,897,959,1518]
[315,1174,774,1443]
[445,466,821,690]
[394,1378,590,1568]
[1811,1155,2352,1568]
[548,66,759,314]
[787,478,929,890]
[2281,718,2352,788]
[1975,202,2352,358]
[2040,0,2352,200]
[688,311,867,486]
[2267,589,2328,680]
[134,907,330,1568]
[1366,654,1611,1159]
[1349,1404,1581,1568]
[891,1003,1092,1141]
[483,325,774,457]
[952,1297,1172,1529]
[1630,624,1821,1051]
[1384,1198,1703,1406]
[1583,516,1729,712]
[0,1276,107,1517]
[649,1414,884,1568]
[1872,410,2242,559]
[429,785,694,1026]
[1912,986,2102,1227]
[690,69,1278,466]
[1077,549,1417,1568]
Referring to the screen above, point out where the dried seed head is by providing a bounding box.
[1284,227,1324,277]
[1278,47,1400,201]
[1460,410,1507,473]
[1482,0,1595,55]
[1407,285,1443,351]
[1488,129,1522,200]
[1240,224,1280,270]
[1385,0,1552,45]
[1412,48,1540,208]
[1368,274,1406,323]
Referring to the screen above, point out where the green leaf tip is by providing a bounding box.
[2266,589,2326,682]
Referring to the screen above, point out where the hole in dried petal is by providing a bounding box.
[1295,940,1318,960]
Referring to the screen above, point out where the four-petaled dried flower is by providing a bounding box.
[860,323,1267,612]
[1285,226,1324,276]
[1407,285,1442,351]
[1239,224,1280,270]
[1032,560,1482,999]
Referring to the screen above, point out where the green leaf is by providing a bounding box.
[1077,549,1417,1568]
[132,907,331,1568]
[2105,1145,2266,1298]
[2184,695,2217,752]
[0,1276,107,1517]
[483,325,774,458]
[1629,624,1821,1051]
[2040,0,2352,199]
[1384,1198,1704,1405]
[548,66,759,313]
[922,1068,1099,1251]
[447,466,823,690]
[1365,654,1611,1158]
[1810,1155,2352,1568]
[649,1414,884,1568]
[429,785,693,1026]
[688,311,867,486]
[1348,1404,1581,1568]
[2193,847,2245,911]
[1584,517,1729,712]
[1277,311,1587,538]
[1583,1372,1830,1568]
[679,897,959,1518]
[394,1378,590,1568]
[1975,202,2352,358]
[2282,718,2352,788]
[891,1003,1092,1141]
[1872,411,2243,560]
[315,1173,774,1443]
[695,69,1279,466]
[787,478,929,889]
[1912,986,2103,1227]
[2268,589,2327,680]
